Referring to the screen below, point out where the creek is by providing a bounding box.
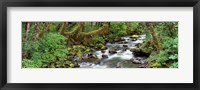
[79,35,147,68]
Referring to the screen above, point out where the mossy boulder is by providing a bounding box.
[101,45,108,50]
[109,49,117,54]
[113,37,126,42]
[130,48,140,52]
[95,44,107,50]
[102,54,108,59]
[67,45,92,60]
[88,54,97,59]
[130,48,150,57]
[114,38,120,42]
[69,63,75,68]
[131,35,140,38]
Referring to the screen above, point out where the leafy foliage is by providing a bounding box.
[22,59,42,68]
[145,22,178,68]
[170,62,178,68]
[109,22,127,37]
[22,33,67,68]
[89,36,106,46]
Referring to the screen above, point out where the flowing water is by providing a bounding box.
[79,35,146,68]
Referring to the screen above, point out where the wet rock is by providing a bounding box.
[113,38,125,42]
[123,45,128,48]
[55,64,60,68]
[102,54,108,59]
[90,48,96,52]
[109,49,117,54]
[87,58,97,63]
[88,54,97,59]
[74,56,81,61]
[118,42,124,44]
[133,52,149,57]
[130,57,148,65]
[81,54,89,60]
[85,54,100,63]
[95,44,107,50]
[138,65,146,68]
[94,61,101,65]
[101,46,108,50]
[101,50,106,53]
[86,58,101,64]
[135,57,142,61]
[130,48,150,57]
[120,38,126,41]
[130,58,141,64]
[109,39,115,43]
[132,38,137,41]
[113,45,121,50]
[123,41,128,44]
[140,60,147,64]
[130,35,140,41]
[130,48,140,52]
[114,38,120,42]
[131,35,140,38]
[132,59,141,64]
[74,63,80,68]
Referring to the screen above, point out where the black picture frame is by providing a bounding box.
[0,0,199,90]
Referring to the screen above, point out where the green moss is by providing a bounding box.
[150,62,161,68]
[67,45,91,59]
[130,48,140,52]
[131,35,140,38]
[69,63,75,68]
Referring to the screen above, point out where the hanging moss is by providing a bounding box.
[60,22,109,45]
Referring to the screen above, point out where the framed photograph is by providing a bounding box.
[0,0,199,90]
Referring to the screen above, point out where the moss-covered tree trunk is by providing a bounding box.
[25,22,31,41]
[167,22,174,36]
[146,22,161,53]
[38,22,51,38]
[60,22,68,35]
[32,22,39,41]
[60,22,109,46]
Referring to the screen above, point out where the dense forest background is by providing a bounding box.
[22,22,178,68]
